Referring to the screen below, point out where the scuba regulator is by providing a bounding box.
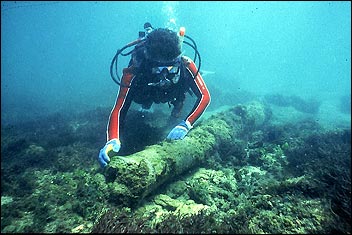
[110,22,201,87]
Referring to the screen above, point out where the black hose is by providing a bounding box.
[110,50,122,86]
[184,35,198,62]
[183,41,201,78]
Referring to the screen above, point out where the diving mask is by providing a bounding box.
[148,64,180,88]
[151,65,180,75]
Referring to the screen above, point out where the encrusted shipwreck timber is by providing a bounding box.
[103,101,268,206]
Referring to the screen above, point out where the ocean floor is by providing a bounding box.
[1,98,351,233]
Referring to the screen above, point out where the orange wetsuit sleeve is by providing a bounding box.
[183,57,211,126]
[106,67,135,141]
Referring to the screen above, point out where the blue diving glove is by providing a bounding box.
[166,120,192,140]
[98,138,121,167]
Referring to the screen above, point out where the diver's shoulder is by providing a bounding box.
[181,55,194,65]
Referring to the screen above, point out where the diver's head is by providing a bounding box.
[144,28,182,64]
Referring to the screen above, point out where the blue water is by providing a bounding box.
[1,1,351,125]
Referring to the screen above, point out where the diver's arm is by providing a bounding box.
[183,57,211,127]
[106,67,135,141]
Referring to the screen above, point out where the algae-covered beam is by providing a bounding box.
[103,101,268,206]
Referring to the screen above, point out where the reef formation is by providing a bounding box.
[1,101,351,233]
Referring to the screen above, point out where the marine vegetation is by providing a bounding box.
[1,100,351,233]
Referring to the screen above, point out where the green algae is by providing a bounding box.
[104,118,221,206]
[1,102,350,233]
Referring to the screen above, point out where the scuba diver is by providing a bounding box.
[98,22,211,167]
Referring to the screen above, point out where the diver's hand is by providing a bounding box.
[98,139,121,167]
[166,120,192,140]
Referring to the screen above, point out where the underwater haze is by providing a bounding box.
[1,1,351,126]
[1,1,351,233]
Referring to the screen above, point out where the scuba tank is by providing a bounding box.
[110,22,201,87]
